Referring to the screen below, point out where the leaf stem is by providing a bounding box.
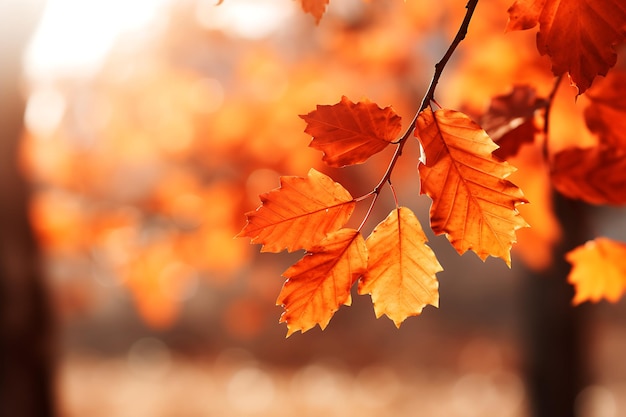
[356,0,479,229]
[542,74,564,162]
[357,192,379,231]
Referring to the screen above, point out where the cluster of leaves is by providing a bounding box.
[241,0,626,336]
[23,0,459,336]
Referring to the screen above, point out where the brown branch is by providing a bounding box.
[542,74,564,162]
[357,0,479,229]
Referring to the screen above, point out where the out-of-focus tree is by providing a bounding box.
[1,1,55,416]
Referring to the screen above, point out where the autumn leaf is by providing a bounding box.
[551,146,626,205]
[277,228,367,336]
[238,168,355,252]
[300,0,330,24]
[300,96,402,167]
[566,238,626,305]
[585,70,626,149]
[416,108,528,266]
[358,207,441,327]
[480,85,544,159]
[506,0,626,93]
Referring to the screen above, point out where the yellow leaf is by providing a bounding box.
[566,238,626,305]
[359,207,442,327]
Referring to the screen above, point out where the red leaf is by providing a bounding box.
[585,70,626,150]
[238,169,355,252]
[506,0,626,93]
[301,96,402,167]
[277,229,367,336]
[480,85,544,159]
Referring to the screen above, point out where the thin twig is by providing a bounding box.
[356,0,479,229]
[542,74,564,162]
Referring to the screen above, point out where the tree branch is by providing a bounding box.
[358,0,479,227]
[542,74,564,162]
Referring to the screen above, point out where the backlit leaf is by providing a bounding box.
[566,238,626,304]
[238,168,355,252]
[506,0,626,93]
[277,228,367,336]
[301,96,402,167]
[480,85,544,159]
[551,146,626,205]
[416,108,528,266]
[358,207,441,327]
[585,70,626,149]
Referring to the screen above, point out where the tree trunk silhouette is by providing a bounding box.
[523,193,592,417]
[0,2,55,416]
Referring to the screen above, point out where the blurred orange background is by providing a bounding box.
[4,0,626,416]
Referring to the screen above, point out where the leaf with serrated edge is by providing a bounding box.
[277,228,367,336]
[416,108,528,267]
[566,238,626,305]
[238,168,355,252]
[301,96,402,167]
[359,207,442,327]
[506,0,626,93]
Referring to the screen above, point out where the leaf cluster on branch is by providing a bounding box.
[240,0,626,335]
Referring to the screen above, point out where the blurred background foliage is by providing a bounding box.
[7,0,626,415]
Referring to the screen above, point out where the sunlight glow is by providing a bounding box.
[25,0,170,78]
[24,86,66,137]
[195,0,295,39]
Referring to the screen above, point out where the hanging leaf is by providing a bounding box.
[358,207,442,327]
[480,85,544,159]
[300,0,330,24]
[551,146,626,205]
[301,96,402,167]
[566,238,626,304]
[585,70,626,150]
[238,168,355,252]
[507,144,562,271]
[416,108,528,266]
[506,0,626,93]
[277,228,368,336]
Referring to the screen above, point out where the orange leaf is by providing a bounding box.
[566,238,626,305]
[506,0,626,93]
[301,96,402,167]
[416,108,528,266]
[277,228,367,336]
[300,0,330,24]
[358,207,441,327]
[479,85,544,159]
[585,70,626,150]
[551,146,626,205]
[238,168,355,252]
